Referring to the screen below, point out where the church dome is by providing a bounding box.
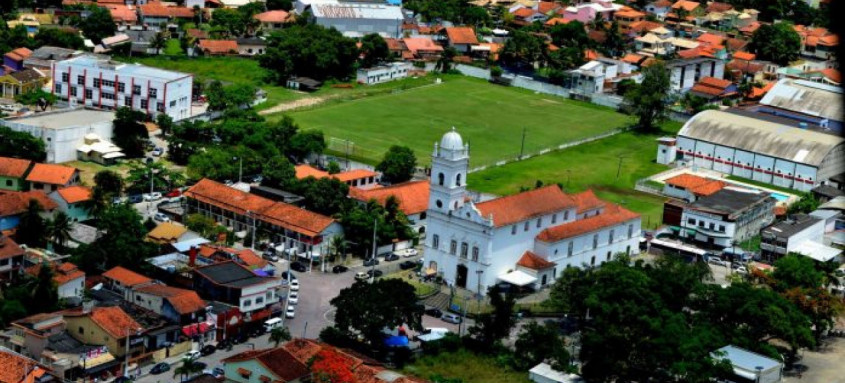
[440,127,464,150]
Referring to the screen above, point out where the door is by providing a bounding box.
[456,264,468,288]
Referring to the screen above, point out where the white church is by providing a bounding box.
[424,128,642,295]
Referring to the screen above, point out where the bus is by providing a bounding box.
[648,238,711,262]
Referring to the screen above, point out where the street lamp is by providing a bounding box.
[475,269,483,313]
[755,365,763,383]
[123,326,143,378]
[232,156,243,184]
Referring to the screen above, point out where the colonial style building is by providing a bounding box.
[424,129,641,295]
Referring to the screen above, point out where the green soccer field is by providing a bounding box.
[283,77,634,167]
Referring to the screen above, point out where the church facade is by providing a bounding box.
[424,129,642,295]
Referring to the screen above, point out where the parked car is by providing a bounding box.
[263,252,279,262]
[332,265,349,273]
[165,189,182,198]
[200,345,215,356]
[290,261,307,272]
[113,377,132,383]
[363,258,379,267]
[708,257,727,267]
[152,147,164,156]
[143,192,162,201]
[153,212,170,222]
[366,269,383,278]
[184,350,201,361]
[285,305,295,318]
[194,362,207,370]
[127,194,143,204]
[150,362,170,375]
[384,254,400,262]
[288,291,299,304]
[215,339,231,350]
[354,272,369,281]
[400,260,417,270]
[425,308,443,318]
[251,175,263,183]
[111,196,124,205]
[289,280,300,291]
[211,367,225,378]
[441,313,462,324]
[735,266,749,274]
[395,248,418,257]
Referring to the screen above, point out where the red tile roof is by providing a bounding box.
[732,51,755,61]
[445,27,478,45]
[56,185,92,204]
[545,17,570,26]
[615,8,646,18]
[571,190,605,214]
[705,2,733,13]
[25,164,77,186]
[0,190,57,217]
[0,348,42,383]
[621,53,644,64]
[0,236,25,260]
[85,306,142,338]
[184,179,335,237]
[402,37,444,54]
[222,348,310,382]
[333,169,378,183]
[538,1,560,14]
[294,164,329,180]
[135,284,206,315]
[664,174,726,196]
[696,33,724,46]
[349,180,429,215]
[517,251,556,270]
[0,157,32,178]
[235,248,269,269]
[198,39,238,54]
[739,21,761,35]
[812,68,841,84]
[628,20,663,33]
[584,49,600,60]
[139,1,194,18]
[476,185,575,228]
[4,48,33,62]
[748,81,774,99]
[536,203,640,242]
[25,262,85,285]
[254,10,289,23]
[186,29,209,39]
[107,4,138,23]
[671,0,700,11]
[103,266,153,287]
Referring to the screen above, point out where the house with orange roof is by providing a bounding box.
[511,7,547,25]
[25,163,79,193]
[349,180,429,235]
[63,305,144,358]
[644,0,673,19]
[0,190,58,232]
[401,37,444,60]
[665,0,703,27]
[0,347,53,383]
[139,1,195,25]
[0,235,27,281]
[102,266,155,299]
[196,39,239,56]
[613,7,646,33]
[49,185,92,222]
[0,157,34,191]
[25,262,85,300]
[254,10,290,31]
[9,312,67,367]
[132,284,207,324]
[664,57,726,92]
[689,76,738,101]
[662,173,727,202]
[294,164,380,188]
[444,27,479,54]
[423,129,641,294]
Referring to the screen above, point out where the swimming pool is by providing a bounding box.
[770,192,790,202]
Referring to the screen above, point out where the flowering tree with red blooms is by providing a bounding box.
[311,349,355,383]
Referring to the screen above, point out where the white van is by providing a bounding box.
[263,317,283,332]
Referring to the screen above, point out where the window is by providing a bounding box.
[141,99,148,108]
[432,234,439,249]
[456,173,462,186]
[255,297,264,305]
[591,256,595,266]
[157,102,164,112]
[450,240,457,255]
[592,234,598,249]
[472,246,479,261]
[85,89,93,99]
[78,327,84,335]
[170,100,176,107]
[133,85,141,95]
[71,87,77,96]
[536,218,542,228]
[436,200,442,208]
[709,222,715,230]
[55,84,62,94]
[460,243,468,258]
[687,218,695,225]
[567,242,573,256]
[102,79,114,87]
[77,75,84,85]
[61,72,69,82]
[511,225,517,235]
[118,82,125,92]
[698,221,704,228]
[607,251,612,261]
[628,224,633,238]
[609,229,614,243]
[718,225,725,232]
[524,221,529,231]
[149,88,158,98]
[93,78,101,87]
[4,180,10,187]
[551,214,557,224]
[438,173,444,186]
[243,299,252,307]
[564,210,569,220]
[103,92,115,100]
[125,96,131,105]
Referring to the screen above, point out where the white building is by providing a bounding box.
[665,57,725,93]
[424,129,641,295]
[760,213,841,263]
[307,1,404,38]
[672,110,845,192]
[0,109,115,164]
[356,62,413,85]
[52,55,193,121]
[569,58,638,95]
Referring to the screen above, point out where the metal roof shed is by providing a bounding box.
[712,345,783,383]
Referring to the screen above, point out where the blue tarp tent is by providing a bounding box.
[384,335,409,348]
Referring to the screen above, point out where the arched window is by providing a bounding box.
[438,173,445,186]
[456,173,462,186]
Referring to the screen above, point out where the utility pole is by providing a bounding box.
[519,127,526,159]
[345,139,350,170]
[475,270,483,314]
[370,218,377,284]
[616,155,626,180]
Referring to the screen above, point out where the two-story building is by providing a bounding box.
[63,305,145,359]
[294,165,380,189]
[132,284,207,325]
[760,213,841,263]
[102,266,156,300]
[49,186,93,222]
[193,261,282,325]
[661,173,727,202]
[0,190,57,232]
[52,55,193,121]
[0,157,33,191]
[349,180,429,236]
[0,236,27,282]
[25,262,85,301]
[25,163,80,193]
[221,346,310,383]
[9,312,66,360]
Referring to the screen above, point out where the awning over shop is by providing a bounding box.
[182,322,213,337]
[497,270,537,286]
[793,240,842,262]
[80,351,117,373]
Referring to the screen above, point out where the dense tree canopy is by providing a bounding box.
[376,146,417,184]
[750,22,802,66]
[0,126,46,161]
[71,204,158,273]
[260,24,359,83]
[34,27,84,49]
[360,33,390,68]
[79,5,116,43]
[330,278,423,347]
[112,107,149,158]
[623,62,671,131]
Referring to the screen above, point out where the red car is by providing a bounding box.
[165,189,181,198]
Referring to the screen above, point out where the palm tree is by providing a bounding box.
[151,32,168,55]
[173,359,204,382]
[270,326,291,347]
[329,235,346,263]
[17,199,46,247]
[47,212,72,249]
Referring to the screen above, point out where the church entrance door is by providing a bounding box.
[456,264,468,288]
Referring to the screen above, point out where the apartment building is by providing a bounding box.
[52,55,193,121]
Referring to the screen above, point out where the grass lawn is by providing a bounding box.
[163,39,183,56]
[284,76,633,167]
[385,270,438,297]
[404,350,531,383]
[725,175,799,195]
[67,160,133,187]
[468,122,683,229]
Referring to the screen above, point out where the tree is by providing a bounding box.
[156,113,174,136]
[126,160,185,194]
[773,254,825,291]
[0,125,46,161]
[549,21,589,49]
[34,27,84,49]
[173,359,204,382]
[500,30,546,67]
[17,199,46,247]
[311,349,356,383]
[330,278,423,347]
[288,130,326,162]
[30,263,59,314]
[186,214,218,238]
[210,8,247,37]
[296,177,351,216]
[468,286,516,349]
[46,212,72,248]
[376,146,417,184]
[112,107,149,158]
[71,204,158,273]
[205,81,257,111]
[80,5,116,43]
[435,47,457,73]
[750,22,801,66]
[14,89,56,108]
[270,326,291,347]
[260,24,359,83]
[261,156,297,190]
[94,170,124,197]
[327,160,341,175]
[623,62,671,131]
[513,321,572,371]
[266,0,293,10]
[787,192,820,215]
[359,33,390,68]
[681,93,717,114]
[150,31,168,55]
